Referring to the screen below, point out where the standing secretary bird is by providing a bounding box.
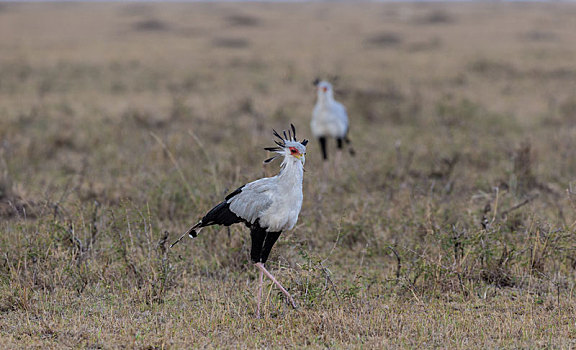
[171,124,307,318]
[311,79,354,164]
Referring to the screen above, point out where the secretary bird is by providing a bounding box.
[171,124,307,318]
[311,79,354,163]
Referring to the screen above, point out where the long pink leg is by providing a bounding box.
[255,262,297,308]
[256,268,263,318]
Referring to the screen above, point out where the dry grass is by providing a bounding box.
[1,2,576,348]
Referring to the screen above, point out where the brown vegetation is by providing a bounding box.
[1,2,576,348]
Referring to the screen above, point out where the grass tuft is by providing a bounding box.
[1,2,576,347]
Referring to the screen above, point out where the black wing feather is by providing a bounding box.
[201,201,245,227]
[225,185,244,201]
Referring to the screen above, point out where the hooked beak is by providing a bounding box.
[293,152,305,166]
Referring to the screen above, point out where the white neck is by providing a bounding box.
[317,91,334,105]
[277,157,304,188]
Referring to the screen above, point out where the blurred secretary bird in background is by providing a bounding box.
[311,79,355,169]
[172,125,308,318]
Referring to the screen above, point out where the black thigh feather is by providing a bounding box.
[319,136,328,160]
[250,221,282,264]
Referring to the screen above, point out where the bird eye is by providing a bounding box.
[289,147,298,154]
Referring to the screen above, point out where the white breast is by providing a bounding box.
[258,158,304,232]
[311,100,349,138]
[259,188,303,232]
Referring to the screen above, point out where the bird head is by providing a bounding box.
[314,80,334,99]
[263,124,308,166]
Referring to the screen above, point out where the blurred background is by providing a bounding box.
[1,1,576,347]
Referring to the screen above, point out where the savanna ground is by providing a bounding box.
[1,2,576,348]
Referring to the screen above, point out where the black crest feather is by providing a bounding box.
[263,156,278,164]
[264,147,282,152]
[266,125,307,159]
[273,130,283,139]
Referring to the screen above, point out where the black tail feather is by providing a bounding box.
[186,221,202,238]
[171,197,246,249]
[170,221,202,248]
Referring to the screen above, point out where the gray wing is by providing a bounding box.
[333,101,349,130]
[227,177,275,224]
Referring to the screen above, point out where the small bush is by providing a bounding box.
[364,32,403,48]
[132,19,170,32]
[212,37,250,49]
[225,14,261,27]
[415,10,455,25]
